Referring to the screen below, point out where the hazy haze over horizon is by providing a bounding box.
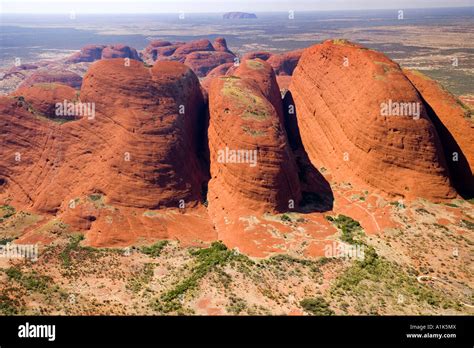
[1,0,473,14]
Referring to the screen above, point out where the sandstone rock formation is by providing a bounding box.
[276,75,292,91]
[267,49,304,76]
[66,44,141,63]
[1,59,208,215]
[79,59,208,208]
[66,44,105,63]
[212,37,233,54]
[184,51,236,77]
[207,59,301,212]
[3,36,473,253]
[201,62,235,92]
[172,39,215,62]
[242,51,272,62]
[232,59,284,121]
[101,44,141,61]
[289,40,456,201]
[142,41,184,62]
[19,69,83,89]
[404,69,474,195]
[12,83,78,118]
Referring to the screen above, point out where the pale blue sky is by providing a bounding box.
[1,0,472,14]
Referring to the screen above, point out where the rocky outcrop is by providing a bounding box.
[101,44,141,61]
[1,59,207,215]
[242,51,272,62]
[19,69,83,89]
[12,83,78,118]
[79,59,207,208]
[276,75,292,91]
[289,40,456,201]
[233,59,284,121]
[201,63,235,92]
[184,51,236,78]
[405,69,474,195]
[0,96,56,210]
[207,59,301,212]
[66,45,105,63]
[213,37,233,54]
[172,39,215,62]
[147,40,173,48]
[267,49,304,76]
[66,44,141,63]
[223,12,257,19]
[141,41,184,62]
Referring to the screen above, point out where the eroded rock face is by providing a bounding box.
[184,51,236,77]
[12,83,78,118]
[148,40,173,48]
[233,59,284,121]
[1,59,208,214]
[79,59,207,208]
[242,51,272,62]
[172,39,215,62]
[289,40,456,201]
[66,44,141,63]
[66,45,106,63]
[101,44,141,61]
[207,60,301,213]
[142,41,184,62]
[19,69,83,89]
[405,69,474,195]
[213,38,233,54]
[267,49,304,76]
[0,96,65,212]
[201,62,235,92]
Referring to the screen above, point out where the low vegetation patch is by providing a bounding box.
[141,241,168,258]
[246,59,264,70]
[0,205,16,222]
[326,215,364,245]
[59,234,98,269]
[300,297,334,315]
[5,266,52,293]
[331,247,461,313]
[127,263,154,293]
[152,242,252,313]
[221,78,270,120]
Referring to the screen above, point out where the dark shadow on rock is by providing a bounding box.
[421,96,474,199]
[283,90,334,212]
[196,94,211,206]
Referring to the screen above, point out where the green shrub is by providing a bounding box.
[141,240,168,257]
[5,266,52,293]
[0,294,21,315]
[60,234,85,268]
[326,214,364,245]
[156,242,251,313]
[0,205,16,222]
[300,297,334,315]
